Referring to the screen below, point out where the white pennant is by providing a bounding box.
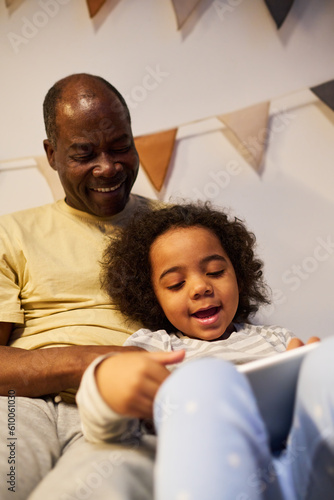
[170,0,203,29]
[218,101,270,173]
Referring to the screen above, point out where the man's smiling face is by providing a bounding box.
[44,81,139,217]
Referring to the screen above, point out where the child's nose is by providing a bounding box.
[190,277,213,299]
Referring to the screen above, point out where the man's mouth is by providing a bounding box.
[90,181,124,193]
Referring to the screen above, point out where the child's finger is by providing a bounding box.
[287,336,321,350]
[146,349,185,366]
[286,338,304,350]
[306,336,320,344]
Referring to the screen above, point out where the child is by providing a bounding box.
[77,202,331,500]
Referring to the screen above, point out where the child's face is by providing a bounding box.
[150,226,239,340]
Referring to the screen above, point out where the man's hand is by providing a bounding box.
[95,350,185,419]
[287,336,320,350]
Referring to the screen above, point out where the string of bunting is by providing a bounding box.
[1,81,333,197]
[86,0,296,28]
[84,0,296,28]
[2,82,333,195]
[134,102,270,191]
[134,80,334,191]
[4,0,296,29]
[263,0,294,29]
[3,0,332,193]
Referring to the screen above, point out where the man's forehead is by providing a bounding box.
[60,93,107,114]
[59,92,126,121]
[59,97,97,120]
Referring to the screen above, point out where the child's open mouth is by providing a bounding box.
[192,306,221,325]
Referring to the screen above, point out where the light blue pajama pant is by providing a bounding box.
[2,339,333,499]
[154,337,334,500]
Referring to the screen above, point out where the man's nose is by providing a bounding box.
[92,153,122,177]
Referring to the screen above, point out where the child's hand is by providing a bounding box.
[287,336,320,350]
[95,350,185,419]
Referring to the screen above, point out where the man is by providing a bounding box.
[0,73,177,500]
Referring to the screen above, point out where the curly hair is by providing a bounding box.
[101,202,270,333]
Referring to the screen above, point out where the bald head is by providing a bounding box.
[43,73,130,148]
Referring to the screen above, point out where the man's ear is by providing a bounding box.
[43,139,56,171]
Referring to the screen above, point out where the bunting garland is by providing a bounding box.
[2,83,333,195]
[35,156,65,201]
[3,0,332,193]
[0,156,65,201]
[86,0,107,18]
[218,102,270,173]
[133,102,271,192]
[170,0,203,30]
[4,0,295,29]
[133,82,334,192]
[264,0,295,28]
[134,129,178,191]
[311,80,334,112]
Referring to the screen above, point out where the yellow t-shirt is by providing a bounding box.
[0,195,148,350]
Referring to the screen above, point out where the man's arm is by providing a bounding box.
[0,322,143,397]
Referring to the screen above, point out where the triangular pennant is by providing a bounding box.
[35,156,65,201]
[86,0,107,18]
[311,80,334,112]
[135,129,177,191]
[170,0,202,29]
[264,0,294,28]
[5,0,25,10]
[218,101,270,173]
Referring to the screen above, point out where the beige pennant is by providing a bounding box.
[170,0,203,29]
[35,156,65,201]
[135,129,177,191]
[218,101,270,173]
[86,0,107,17]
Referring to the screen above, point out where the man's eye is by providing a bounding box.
[167,281,185,290]
[73,155,92,160]
[70,156,93,165]
[76,144,94,156]
[71,150,95,162]
[113,146,131,153]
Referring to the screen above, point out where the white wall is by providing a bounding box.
[1,0,334,340]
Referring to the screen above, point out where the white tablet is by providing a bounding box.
[237,342,319,450]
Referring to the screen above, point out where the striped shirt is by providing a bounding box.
[77,323,294,444]
[124,323,294,369]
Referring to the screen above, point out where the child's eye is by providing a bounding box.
[207,269,225,277]
[167,281,185,290]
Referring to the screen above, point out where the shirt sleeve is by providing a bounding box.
[276,326,295,348]
[76,354,141,444]
[0,224,24,324]
[123,328,173,352]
